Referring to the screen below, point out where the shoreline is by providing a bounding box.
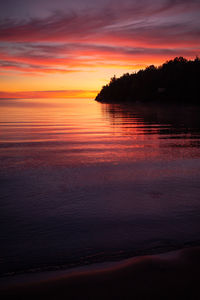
[1,245,200,299]
[1,241,199,282]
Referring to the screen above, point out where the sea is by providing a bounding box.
[1,98,200,277]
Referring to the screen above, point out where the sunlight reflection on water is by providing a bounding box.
[1,98,200,275]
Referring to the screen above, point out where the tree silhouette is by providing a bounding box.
[95,57,200,104]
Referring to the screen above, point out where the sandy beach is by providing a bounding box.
[1,246,200,299]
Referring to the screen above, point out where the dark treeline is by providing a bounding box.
[95,57,200,104]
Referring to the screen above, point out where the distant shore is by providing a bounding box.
[1,245,200,299]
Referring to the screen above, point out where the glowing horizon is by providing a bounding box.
[0,0,199,98]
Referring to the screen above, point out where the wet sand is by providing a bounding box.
[1,246,200,299]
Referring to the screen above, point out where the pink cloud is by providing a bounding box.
[0,0,199,76]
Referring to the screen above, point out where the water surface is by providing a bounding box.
[1,98,200,276]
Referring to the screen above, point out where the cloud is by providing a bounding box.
[0,0,199,43]
[0,42,198,69]
[0,11,109,42]
[0,0,199,76]
[0,58,79,74]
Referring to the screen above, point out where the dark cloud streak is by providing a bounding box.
[0,0,199,42]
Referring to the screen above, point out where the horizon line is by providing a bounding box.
[0,89,98,99]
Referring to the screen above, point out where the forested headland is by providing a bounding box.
[95,57,200,104]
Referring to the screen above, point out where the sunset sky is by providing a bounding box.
[0,0,199,98]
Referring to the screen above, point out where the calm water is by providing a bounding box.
[1,98,200,276]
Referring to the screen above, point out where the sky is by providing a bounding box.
[0,0,199,98]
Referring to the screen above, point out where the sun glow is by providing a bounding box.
[0,0,199,99]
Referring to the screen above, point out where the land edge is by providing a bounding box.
[1,245,200,299]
